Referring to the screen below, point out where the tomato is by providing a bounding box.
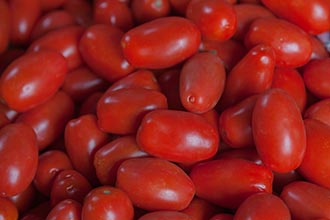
[209,213,234,220]
[131,0,171,24]
[65,114,110,185]
[200,109,219,131]
[281,181,330,220]
[181,197,218,220]
[137,109,219,163]
[40,0,66,11]
[139,211,193,220]
[0,0,10,54]
[94,135,148,185]
[20,201,51,220]
[310,35,330,60]
[0,123,38,197]
[271,68,307,112]
[303,58,330,98]
[93,0,133,31]
[298,119,330,188]
[8,183,37,214]
[186,0,237,41]
[16,91,75,150]
[63,0,93,26]
[121,16,201,69]
[30,10,77,40]
[28,25,84,71]
[180,52,226,114]
[233,192,291,220]
[33,150,73,196]
[261,0,330,35]
[46,199,81,220]
[0,100,18,129]
[50,169,92,206]
[189,158,273,209]
[79,24,135,82]
[116,157,195,211]
[304,98,330,126]
[0,51,67,112]
[82,186,134,220]
[245,17,312,68]
[219,44,275,109]
[217,147,263,165]
[97,88,168,134]
[0,197,19,220]
[219,95,258,148]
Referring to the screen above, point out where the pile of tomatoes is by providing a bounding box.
[1,0,330,219]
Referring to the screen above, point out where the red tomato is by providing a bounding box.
[97,88,168,134]
[16,91,75,150]
[280,181,330,220]
[121,16,201,69]
[0,197,19,220]
[139,211,193,220]
[234,192,291,220]
[245,17,312,68]
[8,183,37,214]
[219,44,275,109]
[94,135,148,185]
[200,109,219,131]
[46,199,81,220]
[0,100,18,129]
[0,51,68,112]
[65,114,110,185]
[219,95,258,148]
[40,0,66,11]
[261,0,330,35]
[181,197,218,220]
[217,147,263,165]
[303,58,330,98]
[30,10,77,40]
[271,68,307,112]
[304,98,330,126]
[310,35,330,60]
[93,0,133,31]
[63,0,93,26]
[50,169,92,206]
[20,201,51,220]
[180,52,226,114]
[131,0,171,24]
[116,157,195,211]
[298,119,330,188]
[33,150,73,196]
[0,123,38,197]
[189,158,273,209]
[137,109,219,163]
[186,0,237,41]
[82,186,134,220]
[252,88,306,173]
[0,0,10,54]
[79,24,135,82]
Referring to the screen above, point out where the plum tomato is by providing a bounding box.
[121,16,201,69]
[136,109,219,163]
[46,199,81,220]
[304,98,330,126]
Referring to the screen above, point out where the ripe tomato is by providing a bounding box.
[82,186,134,220]
[304,98,330,126]
[116,157,195,211]
[0,197,18,220]
[46,199,81,220]
[0,0,10,54]
[121,16,201,69]
[0,50,68,112]
[131,0,171,24]
[180,52,226,114]
[136,109,219,163]
[0,123,38,197]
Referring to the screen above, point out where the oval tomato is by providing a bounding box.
[304,99,330,126]
[46,199,81,220]
[131,0,171,24]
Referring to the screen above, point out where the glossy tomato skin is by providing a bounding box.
[252,88,306,173]
[304,99,330,126]
[180,52,226,114]
[186,0,237,41]
[79,24,134,82]
[65,114,110,185]
[303,58,330,98]
[137,109,219,163]
[33,150,73,196]
[0,51,68,112]
[245,17,312,68]
[16,91,75,150]
[97,88,168,134]
[280,181,330,220]
[0,0,10,54]
[219,44,275,109]
[46,199,81,220]
[82,186,134,220]
[0,197,19,220]
[261,0,330,34]
[94,135,148,185]
[233,192,291,220]
[298,119,330,188]
[131,0,171,24]
[116,157,195,211]
[121,16,201,69]
[0,123,38,197]
[28,25,84,70]
[139,211,193,220]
